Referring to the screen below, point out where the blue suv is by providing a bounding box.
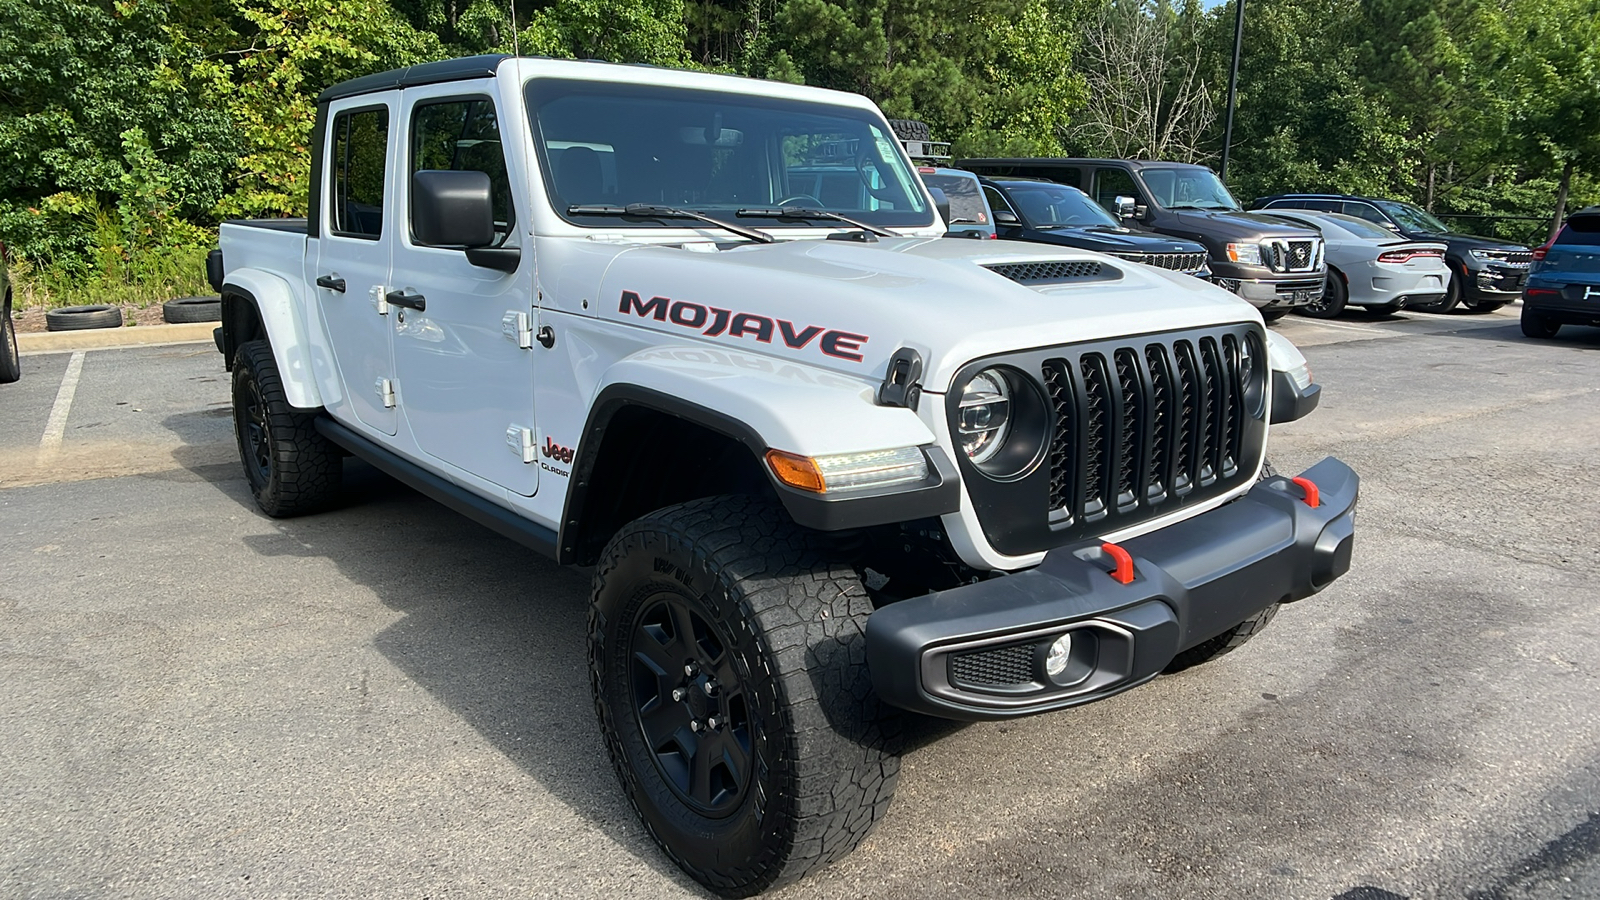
[1522,207,1600,339]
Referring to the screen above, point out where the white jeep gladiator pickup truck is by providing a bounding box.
[208,54,1356,897]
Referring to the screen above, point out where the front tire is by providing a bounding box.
[231,340,342,516]
[1296,271,1347,318]
[590,496,900,897]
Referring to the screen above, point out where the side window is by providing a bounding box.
[983,186,1016,216]
[411,97,515,243]
[330,107,390,239]
[1342,202,1388,224]
[1092,168,1141,212]
[1303,199,1342,213]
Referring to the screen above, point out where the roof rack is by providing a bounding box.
[899,137,952,163]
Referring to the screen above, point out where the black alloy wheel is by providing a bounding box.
[230,340,342,516]
[1297,271,1347,318]
[628,591,754,817]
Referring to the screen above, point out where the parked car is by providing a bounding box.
[1521,206,1600,339]
[917,167,996,238]
[1253,193,1531,313]
[1,240,18,384]
[959,158,1325,320]
[1255,210,1450,317]
[979,177,1209,277]
[211,54,1355,896]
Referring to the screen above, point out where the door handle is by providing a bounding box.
[315,274,346,293]
[384,290,426,312]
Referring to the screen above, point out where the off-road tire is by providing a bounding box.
[886,118,931,143]
[45,304,122,331]
[162,295,222,323]
[1297,271,1347,318]
[1163,602,1281,673]
[589,495,900,897]
[1520,307,1561,339]
[0,299,20,384]
[231,340,342,516]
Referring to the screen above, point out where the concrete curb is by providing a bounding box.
[18,323,217,354]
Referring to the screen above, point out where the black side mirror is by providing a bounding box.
[412,170,495,248]
[927,187,952,228]
[993,210,1020,227]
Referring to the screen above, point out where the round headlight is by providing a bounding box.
[1239,332,1266,418]
[957,368,1012,464]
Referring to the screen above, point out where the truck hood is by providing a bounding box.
[1163,209,1323,243]
[592,235,1259,392]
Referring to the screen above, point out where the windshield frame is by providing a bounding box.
[523,77,935,232]
[1375,200,1450,234]
[1137,166,1242,212]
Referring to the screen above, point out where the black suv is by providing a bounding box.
[979,177,1210,278]
[960,158,1325,320]
[1252,193,1531,313]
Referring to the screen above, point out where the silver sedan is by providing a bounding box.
[1259,210,1451,317]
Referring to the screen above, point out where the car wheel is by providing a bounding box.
[231,340,343,516]
[590,495,901,897]
[1296,271,1347,318]
[1410,268,1461,313]
[0,299,20,384]
[44,304,123,331]
[1520,307,1561,339]
[886,118,931,143]
[162,295,222,323]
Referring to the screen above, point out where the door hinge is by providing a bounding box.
[370,284,389,316]
[505,425,536,463]
[501,310,532,349]
[375,377,395,408]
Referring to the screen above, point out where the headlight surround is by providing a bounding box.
[1238,331,1267,418]
[1468,248,1495,261]
[957,368,1013,465]
[1226,242,1262,265]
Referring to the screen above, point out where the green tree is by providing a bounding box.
[1503,0,1600,238]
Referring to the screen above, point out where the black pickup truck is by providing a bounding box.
[961,158,1327,320]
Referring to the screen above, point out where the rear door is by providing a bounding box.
[388,85,539,496]
[313,98,399,435]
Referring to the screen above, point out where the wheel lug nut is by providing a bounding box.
[684,662,699,676]
[671,688,686,702]
[689,719,703,733]
[702,679,718,697]
[707,716,720,730]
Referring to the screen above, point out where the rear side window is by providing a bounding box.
[1555,216,1600,243]
[329,107,390,239]
[411,97,515,243]
[1342,202,1389,224]
[923,173,988,225]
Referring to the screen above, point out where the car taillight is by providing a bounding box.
[987,232,998,239]
[1526,288,1560,297]
[1531,239,1554,261]
[1377,249,1442,263]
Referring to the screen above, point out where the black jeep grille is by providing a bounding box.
[1113,251,1209,274]
[954,324,1267,556]
[950,644,1035,688]
[986,260,1116,284]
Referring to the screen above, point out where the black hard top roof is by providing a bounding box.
[1259,192,1389,203]
[958,157,1211,171]
[318,55,511,104]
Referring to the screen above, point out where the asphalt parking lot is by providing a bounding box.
[3,306,1598,899]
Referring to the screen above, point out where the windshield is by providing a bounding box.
[921,172,989,225]
[1376,200,1450,233]
[525,79,931,229]
[1002,182,1120,228]
[1140,167,1240,211]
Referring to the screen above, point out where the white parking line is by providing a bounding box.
[1287,318,1396,335]
[37,350,86,463]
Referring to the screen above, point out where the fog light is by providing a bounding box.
[1045,633,1073,676]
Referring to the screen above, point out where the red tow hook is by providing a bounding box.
[1100,542,1135,584]
[1290,476,1320,508]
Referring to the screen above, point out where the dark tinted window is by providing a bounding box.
[1003,183,1120,228]
[1015,166,1080,188]
[922,172,988,225]
[330,107,390,238]
[1556,215,1600,242]
[983,186,1015,215]
[411,97,515,243]
[1342,201,1389,224]
[1092,168,1141,212]
[1298,199,1342,213]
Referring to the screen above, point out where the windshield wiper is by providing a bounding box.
[735,207,894,237]
[566,204,775,244]
[1169,203,1235,211]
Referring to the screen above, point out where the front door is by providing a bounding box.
[389,87,538,496]
[314,98,398,435]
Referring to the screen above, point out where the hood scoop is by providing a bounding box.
[984,260,1121,285]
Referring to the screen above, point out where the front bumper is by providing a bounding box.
[1218,276,1325,309]
[867,457,1358,720]
[1466,264,1527,298]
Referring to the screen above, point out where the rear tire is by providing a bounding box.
[1520,308,1561,339]
[590,495,900,897]
[1296,271,1347,318]
[231,340,342,516]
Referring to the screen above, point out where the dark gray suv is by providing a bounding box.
[960,158,1325,320]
